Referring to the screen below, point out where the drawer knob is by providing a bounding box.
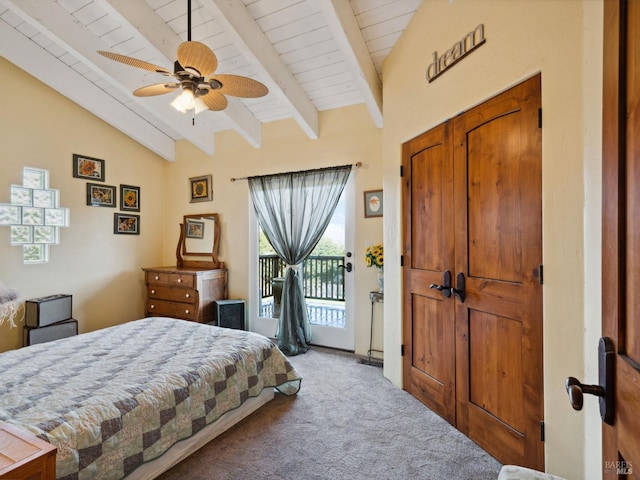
[178,278,182,283]
[151,289,156,294]
[185,309,190,314]
[154,275,159,280]
[185,293,190,298]
[150,304,155,309]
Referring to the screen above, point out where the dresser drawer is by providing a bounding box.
[146,299,197,321]
[147,285,198,303]
[146,271,195,288]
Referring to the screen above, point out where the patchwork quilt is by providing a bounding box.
[0,317,301,480]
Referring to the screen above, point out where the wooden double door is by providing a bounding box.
[402,75,543,469]
[602,0,640,476]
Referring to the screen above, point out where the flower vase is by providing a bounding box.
[377,271,384,293]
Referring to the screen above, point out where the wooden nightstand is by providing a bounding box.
[0,424,56,480]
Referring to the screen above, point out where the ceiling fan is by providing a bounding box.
[97,0,268,114]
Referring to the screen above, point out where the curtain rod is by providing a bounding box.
[230,162,362,182]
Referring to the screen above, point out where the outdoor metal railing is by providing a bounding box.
[259,254,345,301]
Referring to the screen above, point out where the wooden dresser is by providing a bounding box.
[0,424,56,480]
[142,266,227,324]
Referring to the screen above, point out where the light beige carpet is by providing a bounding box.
[157,346,502,480]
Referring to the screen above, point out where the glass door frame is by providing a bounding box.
[247,172,355,351]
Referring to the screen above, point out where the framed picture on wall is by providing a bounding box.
[120,184,140,212]
[114,213,140,235]
[73,154,105,182]
[189,174,213,203]
[364,189,383,218]
[86,183,116,207]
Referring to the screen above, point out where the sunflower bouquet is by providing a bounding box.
[365,244,384,270]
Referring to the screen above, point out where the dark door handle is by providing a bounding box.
[565,377,604,409]
[429,270,452,298]
[565,336,614,425]
[451,272,465,302]
[338,262,353,272]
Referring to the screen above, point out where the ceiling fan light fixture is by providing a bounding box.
[171,87,208,115]
[194,97,208,115]
[171,89,196,113]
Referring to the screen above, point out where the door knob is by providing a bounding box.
[565,336,614,425]
[429,271,452,298]
[565,377,604,410]
[338,262,353,272]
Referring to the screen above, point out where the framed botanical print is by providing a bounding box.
[114,213,140,235]
[189,174,213,203]
[86,183,116,207]
[73,154,105,181]
[120,184,140,212]
[364,189,383,218]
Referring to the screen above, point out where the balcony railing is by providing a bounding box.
[259,254,345,302]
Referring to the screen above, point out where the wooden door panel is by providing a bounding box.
[454,75,543,469]
[467,114,525,283]
[467,403,525,465]
[406,293,454,417]
[618,360,640,466]
[412,294,450,382]
[403,122,456,424]
[625,0,640,366]
[602,1,640,476]
[464,278,524,319]
[411,146,446,272]
[469,310,524,432]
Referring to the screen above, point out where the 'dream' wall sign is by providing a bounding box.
[426,24,486,83]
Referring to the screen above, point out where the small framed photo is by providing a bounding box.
[189,174,213,203]
[114,213,140,235]
[120,184,140,212]
[185,219,205,239]
[73,154,105,182]
[87,183,116,208]
[364,189,383,218]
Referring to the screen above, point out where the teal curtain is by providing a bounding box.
[248,165,352,355]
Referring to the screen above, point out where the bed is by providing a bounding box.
[0,317,301,479]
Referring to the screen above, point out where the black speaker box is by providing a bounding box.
[25,294,72,327]
[211,299,245,330]
[24,319,78,346]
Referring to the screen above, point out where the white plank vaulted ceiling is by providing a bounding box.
[0,0,421,161]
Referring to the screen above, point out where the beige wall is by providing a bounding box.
[0,57,167,351]
[382,1,602,478]
[164,105,384,355]
[0,57,384,357]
